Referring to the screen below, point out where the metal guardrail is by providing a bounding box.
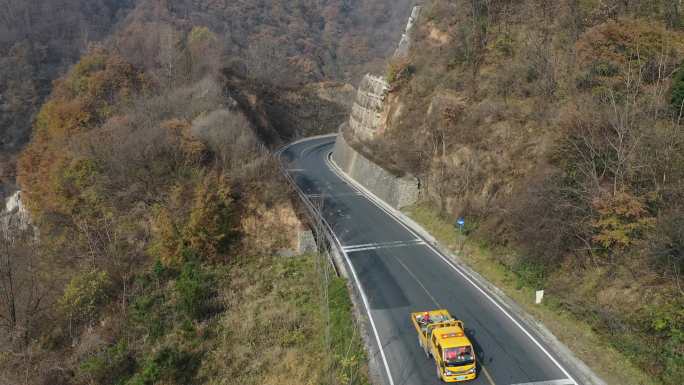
[276,140,343,278]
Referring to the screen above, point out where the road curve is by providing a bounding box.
[280,135,582,385]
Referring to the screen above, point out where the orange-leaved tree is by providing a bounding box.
[17,48,148,222]
[591,191,656,256]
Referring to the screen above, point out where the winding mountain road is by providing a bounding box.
[280,135,588,385]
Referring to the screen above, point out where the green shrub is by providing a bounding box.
[662,330,684,384]
[386,58,413,85]
[126,360,159,385]
[671,65,684,111]
[189,26,216,44]
[494,34,514,57]
[591,61,620,77]
[512,261,546,290]
[59,269,112,326]
[77,340,136,385]
[126,346,200,385]
[175,262,214,320]
[130,294,166,340]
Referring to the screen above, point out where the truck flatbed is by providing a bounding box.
[410,309,477,382]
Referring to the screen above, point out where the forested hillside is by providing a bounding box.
[0,1,415,384]
[1,0,414,188]
[0,0,134,186]
[352,1,683,383]
[151,0,414,84]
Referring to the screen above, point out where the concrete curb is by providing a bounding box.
[326,148,607,385]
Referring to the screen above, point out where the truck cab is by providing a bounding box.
[410,310,477,382]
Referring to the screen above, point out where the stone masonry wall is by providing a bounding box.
[348,74,389,141]
[332,132,419,209]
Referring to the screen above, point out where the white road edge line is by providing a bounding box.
[324,150,580,385]
[510,380,576,385]
[277,138,396,385]
[339,243,397,385]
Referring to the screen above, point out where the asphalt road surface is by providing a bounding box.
[280,135,583,385]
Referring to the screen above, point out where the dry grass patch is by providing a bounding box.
[200,255,369,385]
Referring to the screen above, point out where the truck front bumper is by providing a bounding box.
[442,372,477,382]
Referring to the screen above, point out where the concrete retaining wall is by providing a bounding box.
[332,133,419,209]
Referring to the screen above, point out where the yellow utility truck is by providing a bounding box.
[410,309,477,382]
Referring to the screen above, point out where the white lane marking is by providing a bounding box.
[299,143,318,158]
[299,139,336,160]
[343,240,426,253]
[307,192,363,199]
[276,138,396,385]
[325,151,580,385]
[287,168,305,172]
[345,243,426,253]
[343,239,422,250]
[392,255,440,308]
[510,380,576,385]
[277,133,337,157]
[344,241,403,249]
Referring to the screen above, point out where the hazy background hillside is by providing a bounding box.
[0,0,135,187]
[349,1,683,383]
[0,0,414,189]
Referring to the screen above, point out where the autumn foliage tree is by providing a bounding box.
[149,173,236,267]
[17,48,148,222]
[591,192,656,254]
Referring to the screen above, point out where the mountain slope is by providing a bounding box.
[0,0,135,185]
[347,1,684,383]
[1,1,416,384]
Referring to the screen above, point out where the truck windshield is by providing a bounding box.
[444,346,474,367]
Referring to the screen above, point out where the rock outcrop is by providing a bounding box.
[348,75,390,141]
[1,190,31,235]
[334,5,424,208]
[395,6,422,58]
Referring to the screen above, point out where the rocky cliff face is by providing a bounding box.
[346,5,422,142]
[348,75,390,141]
[1,190,30,234]
[332,6,426,207]
[395,6,422,58]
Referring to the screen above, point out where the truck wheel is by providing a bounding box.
[436,365,443,382]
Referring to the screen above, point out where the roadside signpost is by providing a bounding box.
[456,218,465,233]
